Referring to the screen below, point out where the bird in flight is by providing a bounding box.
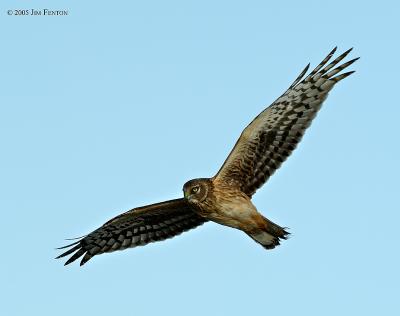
[57,47,358,266]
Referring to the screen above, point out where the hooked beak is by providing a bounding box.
[184,191,189,199]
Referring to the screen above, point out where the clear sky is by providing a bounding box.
[1,1,399,315]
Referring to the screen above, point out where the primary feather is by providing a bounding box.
[214,48,358,197]
[56,199,206,265]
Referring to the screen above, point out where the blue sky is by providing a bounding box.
[1,1,399,315]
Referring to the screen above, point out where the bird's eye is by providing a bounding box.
[191,186,199,194]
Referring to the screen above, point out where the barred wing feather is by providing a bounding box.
[56,199,207,266]
[214,47,358,197]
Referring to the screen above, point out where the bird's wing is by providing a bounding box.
[56,198,207,266]
[214,48,358,197]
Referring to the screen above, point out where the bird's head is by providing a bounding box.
[183,178,211,204]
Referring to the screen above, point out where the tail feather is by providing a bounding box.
[248,217,289,250]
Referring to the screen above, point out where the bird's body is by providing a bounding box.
[57,47,358,266]
[188,178,254,230]
[183,178,284,248]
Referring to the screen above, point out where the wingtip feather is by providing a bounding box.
[55,244,81,259]
[331,70,356,82]
[79,253,93,266]
[64,249,86,266]
[56,240,80,250]
[289,63,310,89]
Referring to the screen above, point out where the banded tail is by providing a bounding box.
[247,216,289,249]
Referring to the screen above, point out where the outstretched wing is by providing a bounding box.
[56,199,207,266]
[214,47,358,197]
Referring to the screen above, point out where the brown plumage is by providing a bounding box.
[57,48,358,265]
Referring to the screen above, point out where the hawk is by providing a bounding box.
[57,47,358,266]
